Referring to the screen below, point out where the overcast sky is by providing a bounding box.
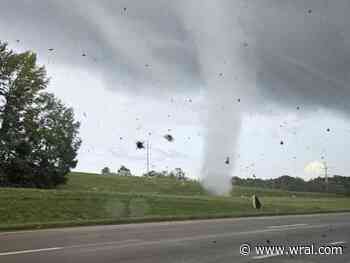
[1,0,350,183]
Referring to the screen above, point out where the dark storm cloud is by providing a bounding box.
[2,0,349,113]
[0,0,202,96]
[243,0,350,115]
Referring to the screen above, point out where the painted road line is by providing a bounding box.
[252,254,280,260]
[328,241,347,245]
[0,247,63,256]
[267,224,308,229]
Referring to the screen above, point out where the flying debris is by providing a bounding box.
[188,98,192,103]
[280,140,284,145]
[136,141,145,149]
[252,195,262,209]
[119,137,123,140]
[145,63,150,68]
[16,39,20,43]
[225,157,230,165]
[307,9,312,14]
[123,7,127,12]
[164,134,174,142]
[148,132,152,136]
[237,98,241,103]
[219,73,223,77]
[243,42,249,47]
[167,129,172,132]
[82,53,87,57]
[48,48,54,52]
[296,106,300,110]
[326,128,330,132]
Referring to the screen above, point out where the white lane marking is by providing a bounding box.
[267,224,308,229]
[328,241,347,245]
[67,239,142,249]
[0,239,142,257]
[252,254,281,260]
[0,247,63,256]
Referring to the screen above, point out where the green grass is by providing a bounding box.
[1,172,350,231]
[231,186,342,198]
[60,172,207,195]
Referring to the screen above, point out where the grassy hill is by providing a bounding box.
[62,172,339,198]
[1,172,349,231]
[60,172,207,195]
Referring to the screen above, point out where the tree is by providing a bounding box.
[101,167,111,175]
[173,168,186,180]
[0,42,81,188]
[117,165,132,176]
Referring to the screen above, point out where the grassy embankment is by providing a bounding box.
[1,172,349,231]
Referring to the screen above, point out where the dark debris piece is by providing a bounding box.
[136,141,145,149]
[48,48,54,52]
[123,7,127,11]
[237,98,241,103]
[120,137,123,140]
[252,195,262,209]
[296,106,300,110]
[243,42,248,47]
[145,63,150,68]
[308,9,312,14]
[16,39,20,43]
[326,128,330,132]
[225,157,230,165]
[164,134,174,142]
[219,73,223,77]
[82,53,87,57]
[280,140,284,145]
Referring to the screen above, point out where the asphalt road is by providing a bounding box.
[0,213,349,262]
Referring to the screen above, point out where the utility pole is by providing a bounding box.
[323,161,329,192]
[146,140,151,174]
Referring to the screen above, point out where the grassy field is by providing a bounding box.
[60,172,207,195]
[61,172,339,198]
[1,172,349,231]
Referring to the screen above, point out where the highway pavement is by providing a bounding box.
[0,213,349,262]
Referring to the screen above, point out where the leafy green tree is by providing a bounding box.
[117,165,132,176]
[0,42,81,188]
[173,168,186,180]
[101,167,111,175]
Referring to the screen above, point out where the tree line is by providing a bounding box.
[232,175,350,195]
[101,166,188,180]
